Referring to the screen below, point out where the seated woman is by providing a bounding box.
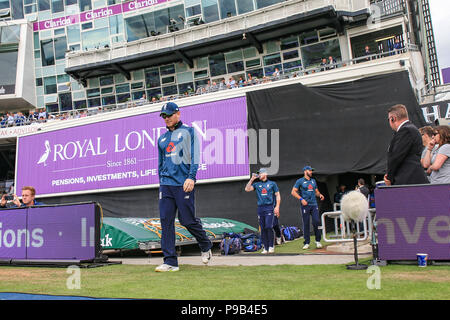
[422,126,450,184]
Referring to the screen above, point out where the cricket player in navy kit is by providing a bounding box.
[245,168,281,254]
[291,166,324,250]
[155,102,212,272]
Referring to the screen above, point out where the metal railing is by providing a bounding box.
[1,45,417,130]
[321,208,376,242]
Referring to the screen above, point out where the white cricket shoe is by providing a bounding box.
[155,264,179,272]
[268,247,275,253]
[316,242,323,249]
[261,249,268,254]
[302,243,310,250]
[276,237,282,245]
[201,249,212,264]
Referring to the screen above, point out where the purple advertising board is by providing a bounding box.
[375,184,450,261]
[443,67,450,85]
[33,0,171,31]
[16,97,249,196]
[0,203,98,261]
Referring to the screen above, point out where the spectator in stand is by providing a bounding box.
[247,73,255,85]
[7,113,14,126]
[1,186,44,209]
[393,37,403,54]
[328,56,337,69]
[38,108,47,121]
[273,68,280,80]
[363,45,372,61]
[355,178,370,199]
[320,58,328,71]
[219,79,227,90]
[333,184,347,204]
[137,93,148,105]
[422,126,450,184]
[419,126,437,173]
[238,76,245,87]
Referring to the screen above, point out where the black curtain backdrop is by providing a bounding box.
[247,71,426,177]
[42,71,424,232]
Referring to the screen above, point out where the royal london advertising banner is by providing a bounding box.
[15,97,248,197]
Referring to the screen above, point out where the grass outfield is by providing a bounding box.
[0,261,449,300]
[0,237,449,300]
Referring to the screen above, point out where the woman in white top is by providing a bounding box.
[422,126,450,184]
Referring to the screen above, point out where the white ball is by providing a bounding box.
[340,191,369,222]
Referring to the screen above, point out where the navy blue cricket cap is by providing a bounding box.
[303,166,315,171]
[160,102,179,116]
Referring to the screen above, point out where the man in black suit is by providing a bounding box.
[384,104,429,186]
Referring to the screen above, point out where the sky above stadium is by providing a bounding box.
[430,0,450,70]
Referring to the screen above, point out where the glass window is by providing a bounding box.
[67,25,80,43]
[224,50,243,63]
[81,27,109,50]
[36,78,43,86]
[195,79,209,89]
[0,0,10,10]
[263,53,281,66]
[168,5,185,30]
[160,64,175,76]
[59,93,73,111]
[186,5,201,17]
[34,50,40,59]
[162,85,178,96]
[102,95,116,106]
[54,28,65,36]
[54,36,67,60]
[1,25,20,43]
[178,82,194,95]
[131,91,145,100]
[264,64,281,76]
[24,0,34,6]
[247,68,263,79]
[281,36,299,50]
[147,88,161,100]
[125,12,154,42]
[256,0,282,9]
[46,104,59,113]
[227,61,244,73]
[74,100,87,110]
[301,39,341,68]
[0,50,18,87]
[86,88,100,97]
[88,98,101,108]
[301,30,319,45]
[237,0,254,14]
[115,83,130,94]
[145,68,160,88]
[25,4,37,14]
[194,70,208,79]
[38,0,50,11]
[69,44,80,51]
[52,0,64,13]
[79,0,91,12]
[101,87,114,94]
[283,60,302,73]
[283,49,299,60]
[100,75,114,86]
[12,0,24,19]
[65,0,77,5]
[162,76,175,85]
[41,39,55,66]
[209,53,226,77]
[81,22,93,30]
[201,0,219,23]
[245,58,260,68]
[116,93,130,103]
[109,15,124,35]
[153,9,168,35]
[131,82,143,90]
[57,74,70,83]
[44,76,57,94]
[243,47,257,59]
[219,0,236,19]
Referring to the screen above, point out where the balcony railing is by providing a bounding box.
[0,44,419,133]
[370,0,406,17]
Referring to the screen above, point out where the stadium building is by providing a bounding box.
[0,0,445,228]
